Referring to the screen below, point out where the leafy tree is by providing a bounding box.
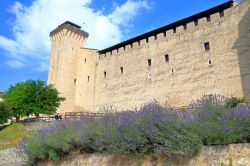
[4,80,65,122]
[0,92,4,99]
[0,102,10,125]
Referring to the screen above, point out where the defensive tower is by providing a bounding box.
[48,21,90,112]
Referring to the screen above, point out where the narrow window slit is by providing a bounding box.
[208,60,212,65]
[204,42,210,52]
[165,54,169,62]
[104,71,107,78]
[148,59,152,67]
[120,67,123,74]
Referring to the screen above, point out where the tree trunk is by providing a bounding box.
[16,117,20,123]
[35,114,40,121]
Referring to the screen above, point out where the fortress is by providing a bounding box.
[48,0,250,113]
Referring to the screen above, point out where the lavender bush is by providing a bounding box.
[22,96,250,164]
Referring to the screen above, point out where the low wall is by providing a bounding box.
[38,143,250,166]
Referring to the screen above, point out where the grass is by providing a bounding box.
[0,123,32,150]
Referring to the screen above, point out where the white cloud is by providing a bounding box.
[33,62,48,72]
[6,60,25,68]
[0,0,150,71]
[108,0,151,26]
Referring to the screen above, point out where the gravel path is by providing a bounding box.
[0,148,28,166]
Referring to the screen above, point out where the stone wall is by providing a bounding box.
[38,143,250,166]
[48,0,250,113]
[94,1,250,110]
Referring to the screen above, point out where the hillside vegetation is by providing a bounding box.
[21,96,250,164]
[0,123,32,150]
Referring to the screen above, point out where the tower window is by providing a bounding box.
[84,58,87,63]
[208,60,212,65]
[219,11,224,17]
[148,59,152,67]
[171,69,174,74]
[120,67,123,74]
[165,54,169,62]
[104,71,107,78]
[74,79,77,84]
[87,76,90,82]
[204,42,210,52]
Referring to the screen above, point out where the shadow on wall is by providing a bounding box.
[235,3,250,101]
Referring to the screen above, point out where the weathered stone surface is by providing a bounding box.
[48,0,250,113]
[0,148,28,166]
[38,143,250,166]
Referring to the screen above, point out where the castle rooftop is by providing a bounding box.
[50,21,89,37]
[99,0,237,54]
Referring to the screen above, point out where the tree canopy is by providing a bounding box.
[0,102,10,125]
[4,80,65,122]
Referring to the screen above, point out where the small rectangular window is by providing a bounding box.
[165,54,169,62]
[204,42,210,52]
[104,71,107,78]
[148,59,152,67]
[74,79,77,84]
[84,58,86,63]
[171,69,174,75]
[120,67,123,74]
[87,76,90,82]
[219,11,224,17]
[208,60,212,65]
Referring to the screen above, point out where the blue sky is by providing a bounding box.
[0,0,231,92]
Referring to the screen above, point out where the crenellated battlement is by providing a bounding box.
[50,21,89,43]
[98,0,238,57]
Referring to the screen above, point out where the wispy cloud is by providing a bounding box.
[0,0,151,72]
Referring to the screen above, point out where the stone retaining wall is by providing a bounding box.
[38,143,250,166]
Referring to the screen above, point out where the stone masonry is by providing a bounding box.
[48,0,250,113]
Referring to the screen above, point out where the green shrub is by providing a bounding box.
[0,102,10,125]
[189,102,249,145]
[22,99,250,164]
[225,97,246,108]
